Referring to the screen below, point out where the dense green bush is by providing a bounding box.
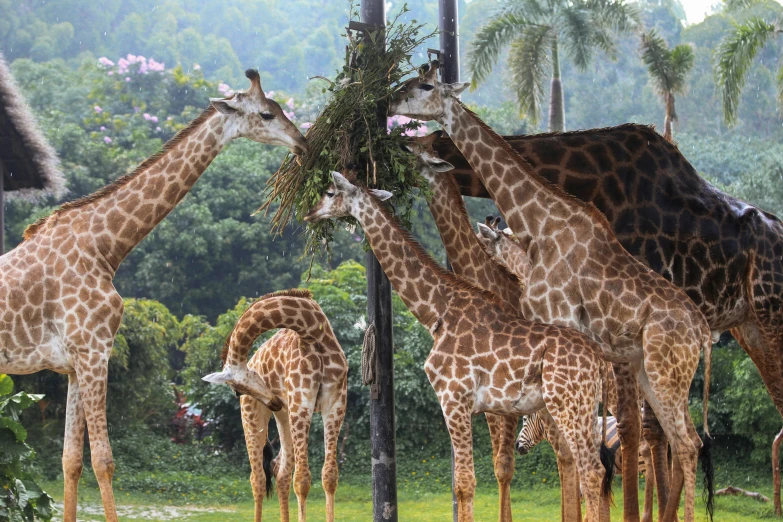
[0,375,54,521]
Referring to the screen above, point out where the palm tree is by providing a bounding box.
[639,29,694,142]
[467,0,639,132]
[715,0,783,125]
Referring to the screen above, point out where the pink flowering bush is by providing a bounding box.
[387,114,429,137]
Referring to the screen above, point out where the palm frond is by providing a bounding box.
[715,17,777,125]
[640,29,673,97]
[502,0,549,21]
[669,44,695,94]
[724,0,769,12]
[589,0,641,33]
[507,26,555,126]
[467,11,537,88]
[559,5,593,69]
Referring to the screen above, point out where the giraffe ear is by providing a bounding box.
[210,98,238,115]
[427,158,454,172]
[444,82,470,97]
[369,189,393,201]
[331,172,356,192]
[203,369,232,384]
[477,222,499,241]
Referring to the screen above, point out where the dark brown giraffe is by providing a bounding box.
[434,123,783,513]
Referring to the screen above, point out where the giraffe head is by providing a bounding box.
[203,364,284,412]
[389,61,470,121]
[476,217,532,284]
[209,69,309,155]
[402,131,455,181]
[303,172,392,222]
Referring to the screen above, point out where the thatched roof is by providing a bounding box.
[0,52,64,198]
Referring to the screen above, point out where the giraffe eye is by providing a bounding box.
[260,112,275,120]
[326,191,335,198]
[418,84,435,91]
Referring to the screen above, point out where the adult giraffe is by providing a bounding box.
[0,70,308,522]
[390,61,713,522]
[432,105,783,515]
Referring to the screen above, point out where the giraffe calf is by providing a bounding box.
[204,289,347,522]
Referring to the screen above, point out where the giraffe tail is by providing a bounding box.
[700,333,715,521]
[600,363,616,503]
[263,441,276,499]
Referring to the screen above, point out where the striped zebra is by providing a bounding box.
[516,412,647,474]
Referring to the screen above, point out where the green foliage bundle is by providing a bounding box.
[0,375,53,522]
[259,3,435,258]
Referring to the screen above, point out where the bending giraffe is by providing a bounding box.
[390,61,713,522]
[0,70,308,522]
[204,289,347,522]
[304,172,613,522]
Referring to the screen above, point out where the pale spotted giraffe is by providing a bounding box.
[390,60,713,522]
[204,289,347,522]
[0,70,308,522]
[407,133,530,522]
[304,172,613,522]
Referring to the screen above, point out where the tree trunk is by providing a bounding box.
[773,426,783,516]
[548,39,565,132]
[663,91,675,143]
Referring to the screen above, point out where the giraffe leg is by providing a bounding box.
[486,413,516,522]
[638,361,701,522]
[320,381,347,522]
[241,395,273,522]
[612,362,641,522]
[542,351,605,522]
[643,403,672,522]
[641,440,655,522]
[443,402,476,522]
[289,406,314,522]
[542,415,582,522]
[273,409,295,522]
[75,358,118,522]
[62,373,86,522]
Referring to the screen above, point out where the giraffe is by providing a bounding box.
[304,172,614,522]
[433,122,783,513]
[203,289,347,522]
[406,133,524,522]
[390,61,713,522]
[0,69,308,522]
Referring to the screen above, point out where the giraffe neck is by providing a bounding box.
[440,98,599,245]
[424,172,522,307]
[75,108,229,273]
[351,190,455,329]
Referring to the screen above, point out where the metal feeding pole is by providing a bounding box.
[358,1,398,521]
[438,0,460,520]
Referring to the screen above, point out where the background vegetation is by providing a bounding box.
[1,0,782,517]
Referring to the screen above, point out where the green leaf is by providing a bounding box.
[0,417,27,443]
[0,375,12,397]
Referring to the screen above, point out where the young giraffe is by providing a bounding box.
[408,133,559,522]
[304,172,613,522]
[390,61,713,522]
[204,289,348,522]
[0,70,308,522]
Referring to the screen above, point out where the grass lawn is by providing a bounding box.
[44,479,775,521]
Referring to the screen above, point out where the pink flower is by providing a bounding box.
[286,98,295,109]
[98,57,114,67]
[143,113,152,120]
[94,106,103,113]
[264,90,275,97]
[104,136,112,144]
[148,58,165,72]
[193,64,201,71]
[283,110,295,120]
[155,126,162,132]
[117,57,129,74]
[151,115,158,123]
[107,71,114,76]
[167,116,173,121]
[125,77,131,82]
[100,126,106,131]
[301,122,312,129]
[218,82,233,95]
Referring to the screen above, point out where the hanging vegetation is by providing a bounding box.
[257,2,435,259]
